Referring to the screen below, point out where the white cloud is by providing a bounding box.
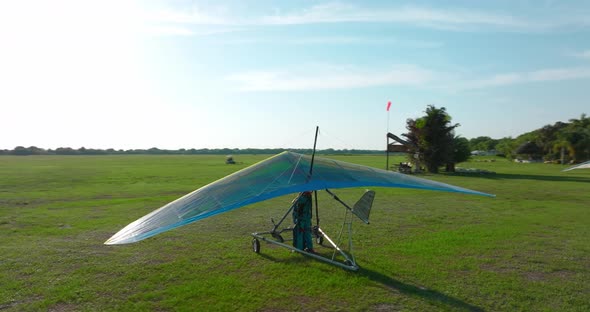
[145,25,195,36]
[290,37,442,48]
[138,3,255,37]
[144,6,232,25]
[529,67,590,81]
[150,2,533,31]
[259,3,538,31]
[227,63,590,92]
[143,25,243,37]
[572,50,590,59]
[227,64,435,91]
[459,67,590,90]
[223,36,443,48]
[136,2,589,36]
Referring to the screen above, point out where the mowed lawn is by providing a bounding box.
[1,154,589,311]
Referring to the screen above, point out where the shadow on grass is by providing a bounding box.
[257,252,284,262]
[258,248,484,311]
[256,250,313,266]
[447,172,590,183]
[359,267,484,312]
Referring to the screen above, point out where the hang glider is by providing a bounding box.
[563,160,590,172]
[105,151,494,246]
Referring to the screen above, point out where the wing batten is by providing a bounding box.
[105,151,494,245]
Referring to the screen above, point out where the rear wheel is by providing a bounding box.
[252,238,260,253]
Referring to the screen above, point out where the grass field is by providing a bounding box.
[1,154,589,311]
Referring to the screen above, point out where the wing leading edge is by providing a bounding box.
[105,151,494,245]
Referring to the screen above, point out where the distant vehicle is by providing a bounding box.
[226,155,236,164]
[397,162,412,174]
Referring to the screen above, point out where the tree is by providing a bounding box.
[12,146,30,155]
[537,122,567,159]
[552,138,574,164]
[515,141,543,160]
[495,137,516,158]
[469,136,498,151]
[402,118,424,171]
[403,105,459,173]
[563,114,590,161]
[447,136,471,172]
[55,147,77,155]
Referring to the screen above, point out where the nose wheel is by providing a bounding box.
[316,236,323,245]
[313,226,323,245]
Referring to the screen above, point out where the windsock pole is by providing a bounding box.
[386,101,391,170]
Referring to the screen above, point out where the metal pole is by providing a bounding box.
[271,203,296,233]
[386,102,391,170]
[309,126,319,176]
[386,134,389,170]
[314,190,319,227]
[310,126,320,227]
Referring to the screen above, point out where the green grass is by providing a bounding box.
[1,155,589,311]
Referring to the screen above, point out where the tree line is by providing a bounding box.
[401,106,588,173]
[466,114,590,163]
[4,109,588,170]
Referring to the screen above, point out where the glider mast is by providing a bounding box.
[310,126,320,228]
[309,126,319,175]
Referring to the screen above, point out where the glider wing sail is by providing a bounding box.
[563,160,590,171]
[105,151,494,245]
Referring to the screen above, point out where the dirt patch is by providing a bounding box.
[0,301,18,310]
[0,199,51,208]
[523,270,576,282]
[479,263,516,274]
[372,303,403,311]
[0,295,43,311]
[48,302,79,312]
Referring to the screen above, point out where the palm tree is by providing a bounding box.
[403,105,459,173]
[559,114,590,162]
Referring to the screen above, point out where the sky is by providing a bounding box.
[1,0,589,151]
